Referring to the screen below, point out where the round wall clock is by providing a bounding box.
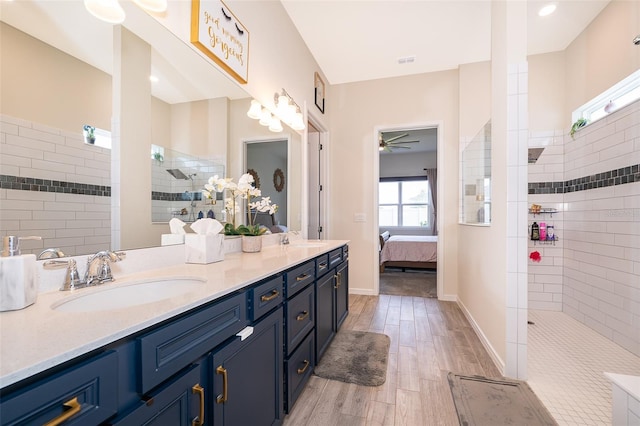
[273,168,285,192]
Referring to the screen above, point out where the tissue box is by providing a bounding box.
[185,234,225,264]
[161,234,185,246]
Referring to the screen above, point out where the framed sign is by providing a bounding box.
[314,72,325,114]
[191,0,249,84]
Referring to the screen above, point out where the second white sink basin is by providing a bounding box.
[51,277,206,313]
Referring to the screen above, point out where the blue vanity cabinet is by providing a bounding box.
[0,351,118,425]
[315,245,349,363]
[210,307,284,426]
[108,364,204,426]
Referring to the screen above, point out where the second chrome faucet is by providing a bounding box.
[44,250,126,291]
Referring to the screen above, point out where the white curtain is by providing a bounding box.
[425,168,437,235]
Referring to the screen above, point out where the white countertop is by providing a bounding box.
[0,240,348,388]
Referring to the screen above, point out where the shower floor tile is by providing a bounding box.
[528,310,640,426]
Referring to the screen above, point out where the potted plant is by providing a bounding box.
[152,151,164,163]
[83,124,96,144]
[202,173,277,252]
[570,118,588,140]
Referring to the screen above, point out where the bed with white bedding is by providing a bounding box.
[379,231,437,272]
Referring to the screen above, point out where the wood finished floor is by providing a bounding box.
[283,294,503,426]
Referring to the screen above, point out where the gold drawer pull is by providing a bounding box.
[192,384,205,426]
[216,366,228,404]
[260,289,279,302]
[296,273,310,282]
[334,272,342,289]
[318,262,328,270]
[44,396,81,426]
[296,310,309,321]
[297,360,310,375]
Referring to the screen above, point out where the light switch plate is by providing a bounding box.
[354,213,366,222]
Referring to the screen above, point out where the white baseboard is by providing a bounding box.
[439,293,457,302]
[456,297,505,375]
[349,288,377,296]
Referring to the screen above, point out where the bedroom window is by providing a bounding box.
[379,178,430,227]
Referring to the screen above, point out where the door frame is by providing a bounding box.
[305,111,329,240]
[373,121,445,298]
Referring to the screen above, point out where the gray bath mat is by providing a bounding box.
[447,373,557,426]
[314,331,390,386]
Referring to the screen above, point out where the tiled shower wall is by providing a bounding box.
[0,114,111,256]
[528,100,640,356]
[563,101,640,357]
[527,130,564,311]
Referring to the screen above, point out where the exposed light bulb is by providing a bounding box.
[247,100,262,119]
[84,0,126,24]
[291,112,305,131]
[538,3,556,17]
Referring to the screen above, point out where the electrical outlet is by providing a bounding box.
[354,213,366,222]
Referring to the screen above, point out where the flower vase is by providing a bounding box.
[241,235,262,253]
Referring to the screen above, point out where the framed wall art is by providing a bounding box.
[191,0,249,84]
[314,72,325,114]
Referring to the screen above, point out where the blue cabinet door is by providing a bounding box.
[315,272,335,362]
[335,261,349,330]
[109,364,203,426]
[211,307,284,426]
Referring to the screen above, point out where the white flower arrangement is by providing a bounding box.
[203,173,277,235]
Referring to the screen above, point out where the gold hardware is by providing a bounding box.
[192,383,205,426]
[336,272,342,288]
[297,360,310,374]
[44,396,81,426]
[296,310,309,321]
[216,366,228,404]
[260,289,279,302]
[318,262,327,270]
[296,273,310,282]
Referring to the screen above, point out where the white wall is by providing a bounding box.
[379,151,436,178]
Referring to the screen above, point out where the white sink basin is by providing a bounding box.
[51,277,206,313]
[290,241,327,248]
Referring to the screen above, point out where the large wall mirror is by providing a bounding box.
[0,1,303,256]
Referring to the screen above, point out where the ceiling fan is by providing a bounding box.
[379,133,419,152]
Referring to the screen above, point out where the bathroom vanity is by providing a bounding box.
[0,240,349,426]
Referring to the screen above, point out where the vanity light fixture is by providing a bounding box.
[268,116,283,133]
[84,0,126,24]
[149,75,159,83]
[247,99,262,119]
[273,89,305,131]
[538,3,556,17]
[259,108,272,126]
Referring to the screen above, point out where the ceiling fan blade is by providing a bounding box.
[388,140,419,145]
[391,145,411,149]
[382,133,409,144]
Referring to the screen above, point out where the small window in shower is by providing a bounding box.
[82,124,112,149]
[572,69,640,125]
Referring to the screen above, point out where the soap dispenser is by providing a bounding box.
[1,236,41,311]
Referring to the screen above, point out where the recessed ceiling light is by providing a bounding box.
[149,75,159,83]
[538,3,556,17]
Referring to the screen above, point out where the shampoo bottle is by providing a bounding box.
[0,236,40,311]
[539,222,547,241]
[531,222,540,241]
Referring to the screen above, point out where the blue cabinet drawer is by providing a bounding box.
[316,254,330,278]
[285,284,315,355]
[138,292,247,394]
[285,330,315,413]
[286,259,315,298]
[0,351,118,426]
[328,248,343,268]
[249,275,283,322]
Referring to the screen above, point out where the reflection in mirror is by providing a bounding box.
[151,148,225,223]
[246,139,288,231]
[0,1,304,256]
[460,120,492,224]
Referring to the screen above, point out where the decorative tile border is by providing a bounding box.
[151,191,203,202]
[529,164,640,195]
[0,174,110,196]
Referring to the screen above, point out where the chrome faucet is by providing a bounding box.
[44,250,126,291]
[84,250,126,285]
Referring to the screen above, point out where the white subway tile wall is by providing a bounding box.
[0,114,111,256]
[528,100,640,357]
